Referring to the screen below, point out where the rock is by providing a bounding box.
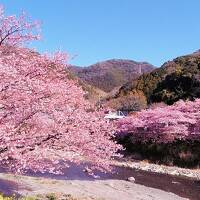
[172,181,180,184]
[127,176,135,182]
[186,173,196,178]
[155,167,165,174]
[170,170,179,176]
[105,182,114,187]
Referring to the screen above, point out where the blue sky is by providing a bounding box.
[1,0,200,67]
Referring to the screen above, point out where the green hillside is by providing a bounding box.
[108,51,200,109]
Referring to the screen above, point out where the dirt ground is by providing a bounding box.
[0,172,188,200]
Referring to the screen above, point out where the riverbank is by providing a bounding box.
[114,157,200,180]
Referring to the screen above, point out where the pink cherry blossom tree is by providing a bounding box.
[116,99,200,143]
[0,5,121,175]
[0,46,121,174]
[0,5,40,46]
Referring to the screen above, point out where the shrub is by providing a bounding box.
[106,91,147,112]
[117,137,200,167]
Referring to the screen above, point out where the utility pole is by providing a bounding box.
[98,94,101,110]
[139,65,142,74]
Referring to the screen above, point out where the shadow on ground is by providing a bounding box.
[0,179,21,197]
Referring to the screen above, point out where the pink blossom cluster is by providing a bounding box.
[116,99,200,143]
[0,5,40,46]
[0,46,121,174]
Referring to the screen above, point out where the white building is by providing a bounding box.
[104,111,126,120]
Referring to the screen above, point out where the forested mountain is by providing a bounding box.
[106,51,200,110]
[69,59,155,92]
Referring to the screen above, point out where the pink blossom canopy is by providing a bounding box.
[0,46,121,174]
[117,99,200,143]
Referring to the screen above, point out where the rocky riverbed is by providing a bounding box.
[114,157,200,180]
